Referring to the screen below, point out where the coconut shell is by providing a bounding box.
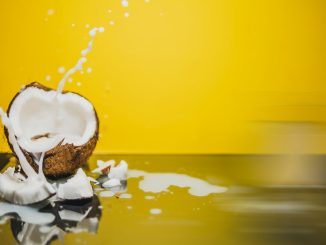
[4,82,99,179]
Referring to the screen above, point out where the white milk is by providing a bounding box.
[128,170,228,197]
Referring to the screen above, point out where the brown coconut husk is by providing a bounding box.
[4,82,99,179]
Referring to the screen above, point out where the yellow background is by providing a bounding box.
[0,0,325,154]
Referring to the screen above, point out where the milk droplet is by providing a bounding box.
[145,0,150,3]
[120,193,132,199]
[85,24,90,29]
[89,29,97,37]
[58,67,66,74]
[121,0,129,7]
[87,67,92,73]
[68,78,73,83]
[47,9,55,16]
[150,208,162,215]
[77,82,82,87]
[71,23,76,27]
[124,12,130,18]
[108,9,112,13]
[145,195,155,200]
[45,75,51,81]
[109,21,115,26]
[127,206,133,210]
[100,191,115,197]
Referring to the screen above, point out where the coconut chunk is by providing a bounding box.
[108,160,128,180]
[57,168,93,200]
[0,167,56,205]
[92,160,115,174]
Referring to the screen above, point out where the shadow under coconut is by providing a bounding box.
[1,195,102,245]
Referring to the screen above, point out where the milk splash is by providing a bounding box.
[0,108,55,205]
[56,27,105,95]
[0,108,37,178]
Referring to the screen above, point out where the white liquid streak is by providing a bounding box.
[0,108,37,178]
[56,27,105,95]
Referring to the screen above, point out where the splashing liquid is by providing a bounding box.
[56,27,105,95]
[0,108,37,178]
[53,26,105,143]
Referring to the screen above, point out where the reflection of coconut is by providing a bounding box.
[7,196,102,245]
[4,82,99,179]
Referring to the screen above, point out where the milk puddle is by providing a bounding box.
[128,170,228,197]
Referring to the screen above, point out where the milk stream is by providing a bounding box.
[54,27,105,135]
[0,108,37,178]
[56,27,105,95]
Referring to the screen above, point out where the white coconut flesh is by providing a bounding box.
[0,167,55,205]
[9,86,97,153]
[57,168,93,200]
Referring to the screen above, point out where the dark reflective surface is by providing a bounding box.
[1,154,326,245]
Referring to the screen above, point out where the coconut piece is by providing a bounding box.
[87,176,99,185]
[4,82,99,179]
[57,168,93,200]
[0,167,56,205]
[92,160,115,174]
[108,160,128,180]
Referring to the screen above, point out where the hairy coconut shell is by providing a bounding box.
[4,82,99,179]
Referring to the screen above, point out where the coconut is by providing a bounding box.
[4,82,99,179]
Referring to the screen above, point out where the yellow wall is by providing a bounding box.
[0,0,326,154]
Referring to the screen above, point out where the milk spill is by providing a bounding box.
[128,170,228,197]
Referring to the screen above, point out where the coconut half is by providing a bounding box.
[5,82,99,178]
